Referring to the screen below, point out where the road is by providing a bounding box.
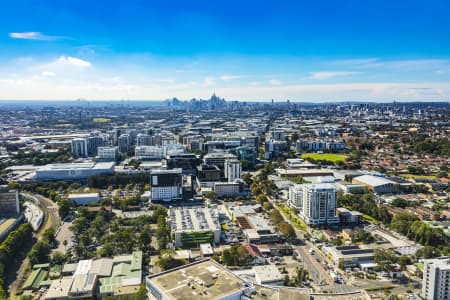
[295,245,332,285]
[269,197,334,288]
[8,193,60,300]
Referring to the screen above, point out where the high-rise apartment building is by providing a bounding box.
[87,136,105,156]
[71,138,88,157]
[288,183,339,225]
[422,257,450,300]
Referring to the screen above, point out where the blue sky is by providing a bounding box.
[1,0,450,101]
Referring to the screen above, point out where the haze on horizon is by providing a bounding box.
[1,0,450,102]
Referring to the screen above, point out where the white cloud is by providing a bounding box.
[269,79,282,85]
[331,58,379,67]
[203,76,215,87]
[308,71,359,80]
[9,32,60,41]
[56,56,91,67]
[220,75,240,82]
[41,71,55,77]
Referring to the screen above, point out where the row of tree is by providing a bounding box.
[28,228,55,265]
[88,173,151,189]
[0,223,33,299]
[269,209,296,240]
[11,148,71,166]
[338,192,392,224]
[390,213,446,247]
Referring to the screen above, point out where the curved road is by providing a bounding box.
[8,193,60,300]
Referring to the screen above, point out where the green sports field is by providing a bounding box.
[300,153,348,163]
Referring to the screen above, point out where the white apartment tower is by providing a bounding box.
[71,138,88,157]
[422,257,450,300]
[288,183,339,226]
[224,159,242,182]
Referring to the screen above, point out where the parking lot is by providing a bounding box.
[54,220,74,254]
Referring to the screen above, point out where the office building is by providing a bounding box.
[118,134,131,153]
[214,182,241,198]
[136,133,154,146]
[168,206,221,247]
[135,145,166,160]
[288,183,339,226]
[166,153,199,171]
[296,139,345,152]
[224,159,242,182]
[150,169,183,202]
[197,164,221,181]
[35,162,115,181]
[269,130,285,141]
[422,257,450,300]
[204,152,237,168]
[0,185,20,216]
[97,146,119,162]
[87,135,105,156]
[71,138,88,157]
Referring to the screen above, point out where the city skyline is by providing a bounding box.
[1,0,450,101]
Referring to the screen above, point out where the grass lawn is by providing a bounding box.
[93,117,111,123]
[300,153,348,163]
[276,203,308,231]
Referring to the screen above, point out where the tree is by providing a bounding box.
[28,240,51,265]
[205,191,218,202]
[256,194,268,204]
[58,198,72,218]
[242,173,253,185]
[292,176,309,184]
[156,250,187,271]
[416,246,439,259]
[269,209,283,225]
[398,256,412,270]
[221,245,252,266]
[263,201,273,211]
[51,251,66,264]
[390,198,409,208]
[374,248,398,272]
[134,284,147,300]
[250,183,262,196]
[277,221,296,240]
